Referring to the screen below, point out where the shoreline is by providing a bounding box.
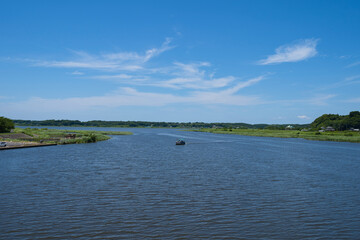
[0,128,133,150]
[0,142,57,151]
[191,129,360,143]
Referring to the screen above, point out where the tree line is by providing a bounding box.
[12,119,274,129]
[311,111,360,131]
[2,111,358,132]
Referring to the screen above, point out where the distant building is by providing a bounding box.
[350,128,360,132]
[65,133,76,139]
[325,126,335,131]
[285,125,294,130]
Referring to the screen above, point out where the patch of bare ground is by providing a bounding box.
[0,133,33,140]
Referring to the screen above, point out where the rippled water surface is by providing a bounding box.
[1,128,360,239]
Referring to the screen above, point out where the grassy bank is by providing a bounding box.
[0,128,132,144]
[192,128,360,143]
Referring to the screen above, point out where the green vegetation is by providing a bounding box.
[12,119,309,129]
[0,117,15,133]
[311,111,360,130]
[191,111,360,143]
[1,128,132,144]
[194,128,360,143]
[5,111,360,143]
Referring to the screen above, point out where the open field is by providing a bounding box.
[192,128,360,143]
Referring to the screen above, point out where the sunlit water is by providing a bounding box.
[1,128,360,239]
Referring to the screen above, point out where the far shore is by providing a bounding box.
[191,128,360,143]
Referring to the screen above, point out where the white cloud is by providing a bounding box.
[346,61,360,68]
[344,75,360,82]
[276,94,336,106]
[104,37,173,64]
[7,39,268,114]
[35,38,173,71]
[258,39,318,65]
[320,75,360,90]
[71,71,84,75]
[297,115,310,120]
[93,74,134,80]
[91,61,240,90]
[221,76,264,95]
[0,75,265,114]
[151,62,236,90]
[23,39,256,92]
[307,94,336,106]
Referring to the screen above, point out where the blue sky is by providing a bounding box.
[1,0,359,123]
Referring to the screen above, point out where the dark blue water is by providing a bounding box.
[1,128,360,239]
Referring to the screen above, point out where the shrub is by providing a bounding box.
[0,117,15,133]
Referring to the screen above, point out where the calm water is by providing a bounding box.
[1,127,360,239]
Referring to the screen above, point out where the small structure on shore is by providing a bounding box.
[325,126,335,131]
[65,133,76,139]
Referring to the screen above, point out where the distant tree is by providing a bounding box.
[311,111,360,130]
[349,111,360,118]
[0,117,15,133]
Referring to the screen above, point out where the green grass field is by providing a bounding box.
[0,128,132,144]
[192,128,360,143]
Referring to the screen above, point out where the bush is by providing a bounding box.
[0,117,15,133]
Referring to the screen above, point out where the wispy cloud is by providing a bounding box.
[0,74,266,114]
[306,94,336,106]
[297,115,310,120]
[22,38,261,92]
[104,37,173,64]
[93,74,135,80]
[8,38,268,112]
[35,38,173,71]
[90,61,239,90]
[258,39,318,65]
[71,71,84,75]
[277,94,336,106]
[346,61,360,68]
[320,75,360,90]
[221,76,264,94]
[151,62,236,90]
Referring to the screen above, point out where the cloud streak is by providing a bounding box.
[258,39,318,65]
[8,39,268,115]
[346,61,360,68]
[149,62,237,90]
[35,38,173,71]
[297,115,310,120]
[0,81,264,114]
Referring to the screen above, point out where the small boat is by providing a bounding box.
[176,139,185,145]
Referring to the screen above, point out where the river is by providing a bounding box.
[1,127,360,239]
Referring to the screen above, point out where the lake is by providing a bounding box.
[1,127,360,239]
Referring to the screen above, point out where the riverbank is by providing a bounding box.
[0,142,57,150]
[191,128,360,143]
[0,128,132,149]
